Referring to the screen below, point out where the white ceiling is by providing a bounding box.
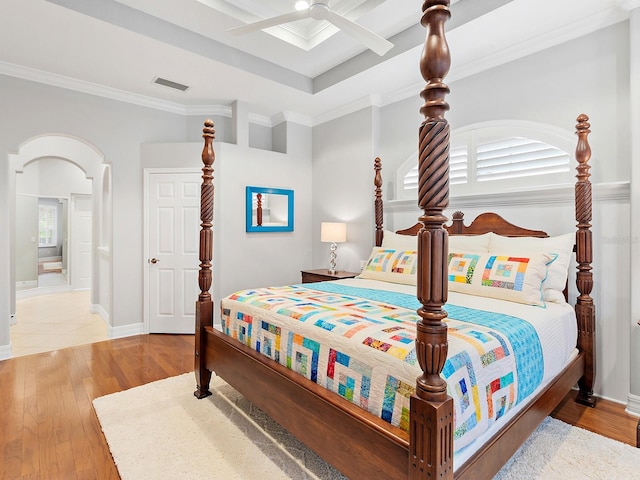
[0,0,632,124]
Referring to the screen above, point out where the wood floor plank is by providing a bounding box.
[20,394,38,477]
[551,391,639,446]
[0,333,637,480]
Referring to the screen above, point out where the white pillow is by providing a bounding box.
[449,233,492,252]
[489,233,574,302]
[358,248,418,286]
[382,230,491,253]
[381,230,416,250]
[448,251,555,306]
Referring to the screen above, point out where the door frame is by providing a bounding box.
[69,193,92,291]
[142,167,201,334]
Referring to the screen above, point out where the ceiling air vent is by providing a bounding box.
[152,77,190,92]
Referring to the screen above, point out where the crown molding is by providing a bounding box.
[271,111,313,127]
[0,60,189,115]
[448,6,629,84]
[184,104,232,117]
[312,94,382,126]
[617,0,640,11]
[1,4,632,130]
[247,112,271,127]
[0,61,310,127]
[366,6,632,115]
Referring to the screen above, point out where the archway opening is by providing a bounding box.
[8,134,111,357]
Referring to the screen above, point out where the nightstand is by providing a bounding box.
[300,269,359,284]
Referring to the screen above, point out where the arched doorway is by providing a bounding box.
[8,134,111,356]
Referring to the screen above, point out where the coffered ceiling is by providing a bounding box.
[0,0,632,123]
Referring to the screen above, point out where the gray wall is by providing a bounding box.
[1,19,637,407]
[141,135,313,325]
[310,23,634,404]
[0,74,186,348]
[312,107,380,274]
[377,23,630,186]
[15,195,37,284]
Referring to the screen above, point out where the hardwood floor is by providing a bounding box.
[0,334,193,480]
[551,388,639,447]
[0,334,637,479]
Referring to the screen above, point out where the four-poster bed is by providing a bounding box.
[193,1,597,478]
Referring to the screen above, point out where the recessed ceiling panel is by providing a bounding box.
[197,0,385,50]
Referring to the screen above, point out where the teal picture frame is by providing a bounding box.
[245,186,294,232]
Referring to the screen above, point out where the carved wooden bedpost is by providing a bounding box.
[409,1,453,478]
[374,157,384,247]
[574,114,597,407]
[194,119,215,399]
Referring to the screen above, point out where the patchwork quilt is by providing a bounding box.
[220,282,544,452]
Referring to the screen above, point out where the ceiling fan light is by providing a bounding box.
[294,1,309,11]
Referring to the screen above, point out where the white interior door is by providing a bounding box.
[70,194,92,290]
[148,172,200,334]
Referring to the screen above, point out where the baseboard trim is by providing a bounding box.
[626,393,640,417]
[16,284,72,299]
[109,323,145,339]
[91,303,110,325]
[0,343,12,361]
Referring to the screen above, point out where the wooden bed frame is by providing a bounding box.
[193,2,597,478]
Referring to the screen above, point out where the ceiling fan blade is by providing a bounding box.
[323,10,393,56]
[228,10,310,35]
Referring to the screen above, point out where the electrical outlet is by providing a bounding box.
[360,259,367,269]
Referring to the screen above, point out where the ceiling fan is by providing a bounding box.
[227,0,394,56]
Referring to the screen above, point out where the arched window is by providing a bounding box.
[397,121,575,199]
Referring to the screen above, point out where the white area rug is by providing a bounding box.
[93,374,640,480]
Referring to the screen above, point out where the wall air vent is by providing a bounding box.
[152,77,190,92]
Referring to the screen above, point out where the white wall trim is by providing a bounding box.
[108,322,144,339]
[0,61,311,128]
[0,343,11,361]
[313,94,382,126]
[271,111,313,127]
[626,393,640,416]
[248,112,272,128]
[617,0,640,11]
[16,284,72,299]
[447,8,629,86]
[91,303,110,324]
[185,104,232,117]
[0,60,188,115]
[15,280,37,290]
[385,182,630,212]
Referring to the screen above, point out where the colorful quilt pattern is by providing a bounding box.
[448,253,480,284]
[221,282,543,452]
[481,255,532,291]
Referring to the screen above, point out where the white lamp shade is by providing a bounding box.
[321,222,346,243]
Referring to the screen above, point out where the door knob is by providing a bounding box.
[149,258,159,264]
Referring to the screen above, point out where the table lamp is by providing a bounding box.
[321,222,346,275]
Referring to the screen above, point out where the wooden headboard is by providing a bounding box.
[392,211,549,240]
